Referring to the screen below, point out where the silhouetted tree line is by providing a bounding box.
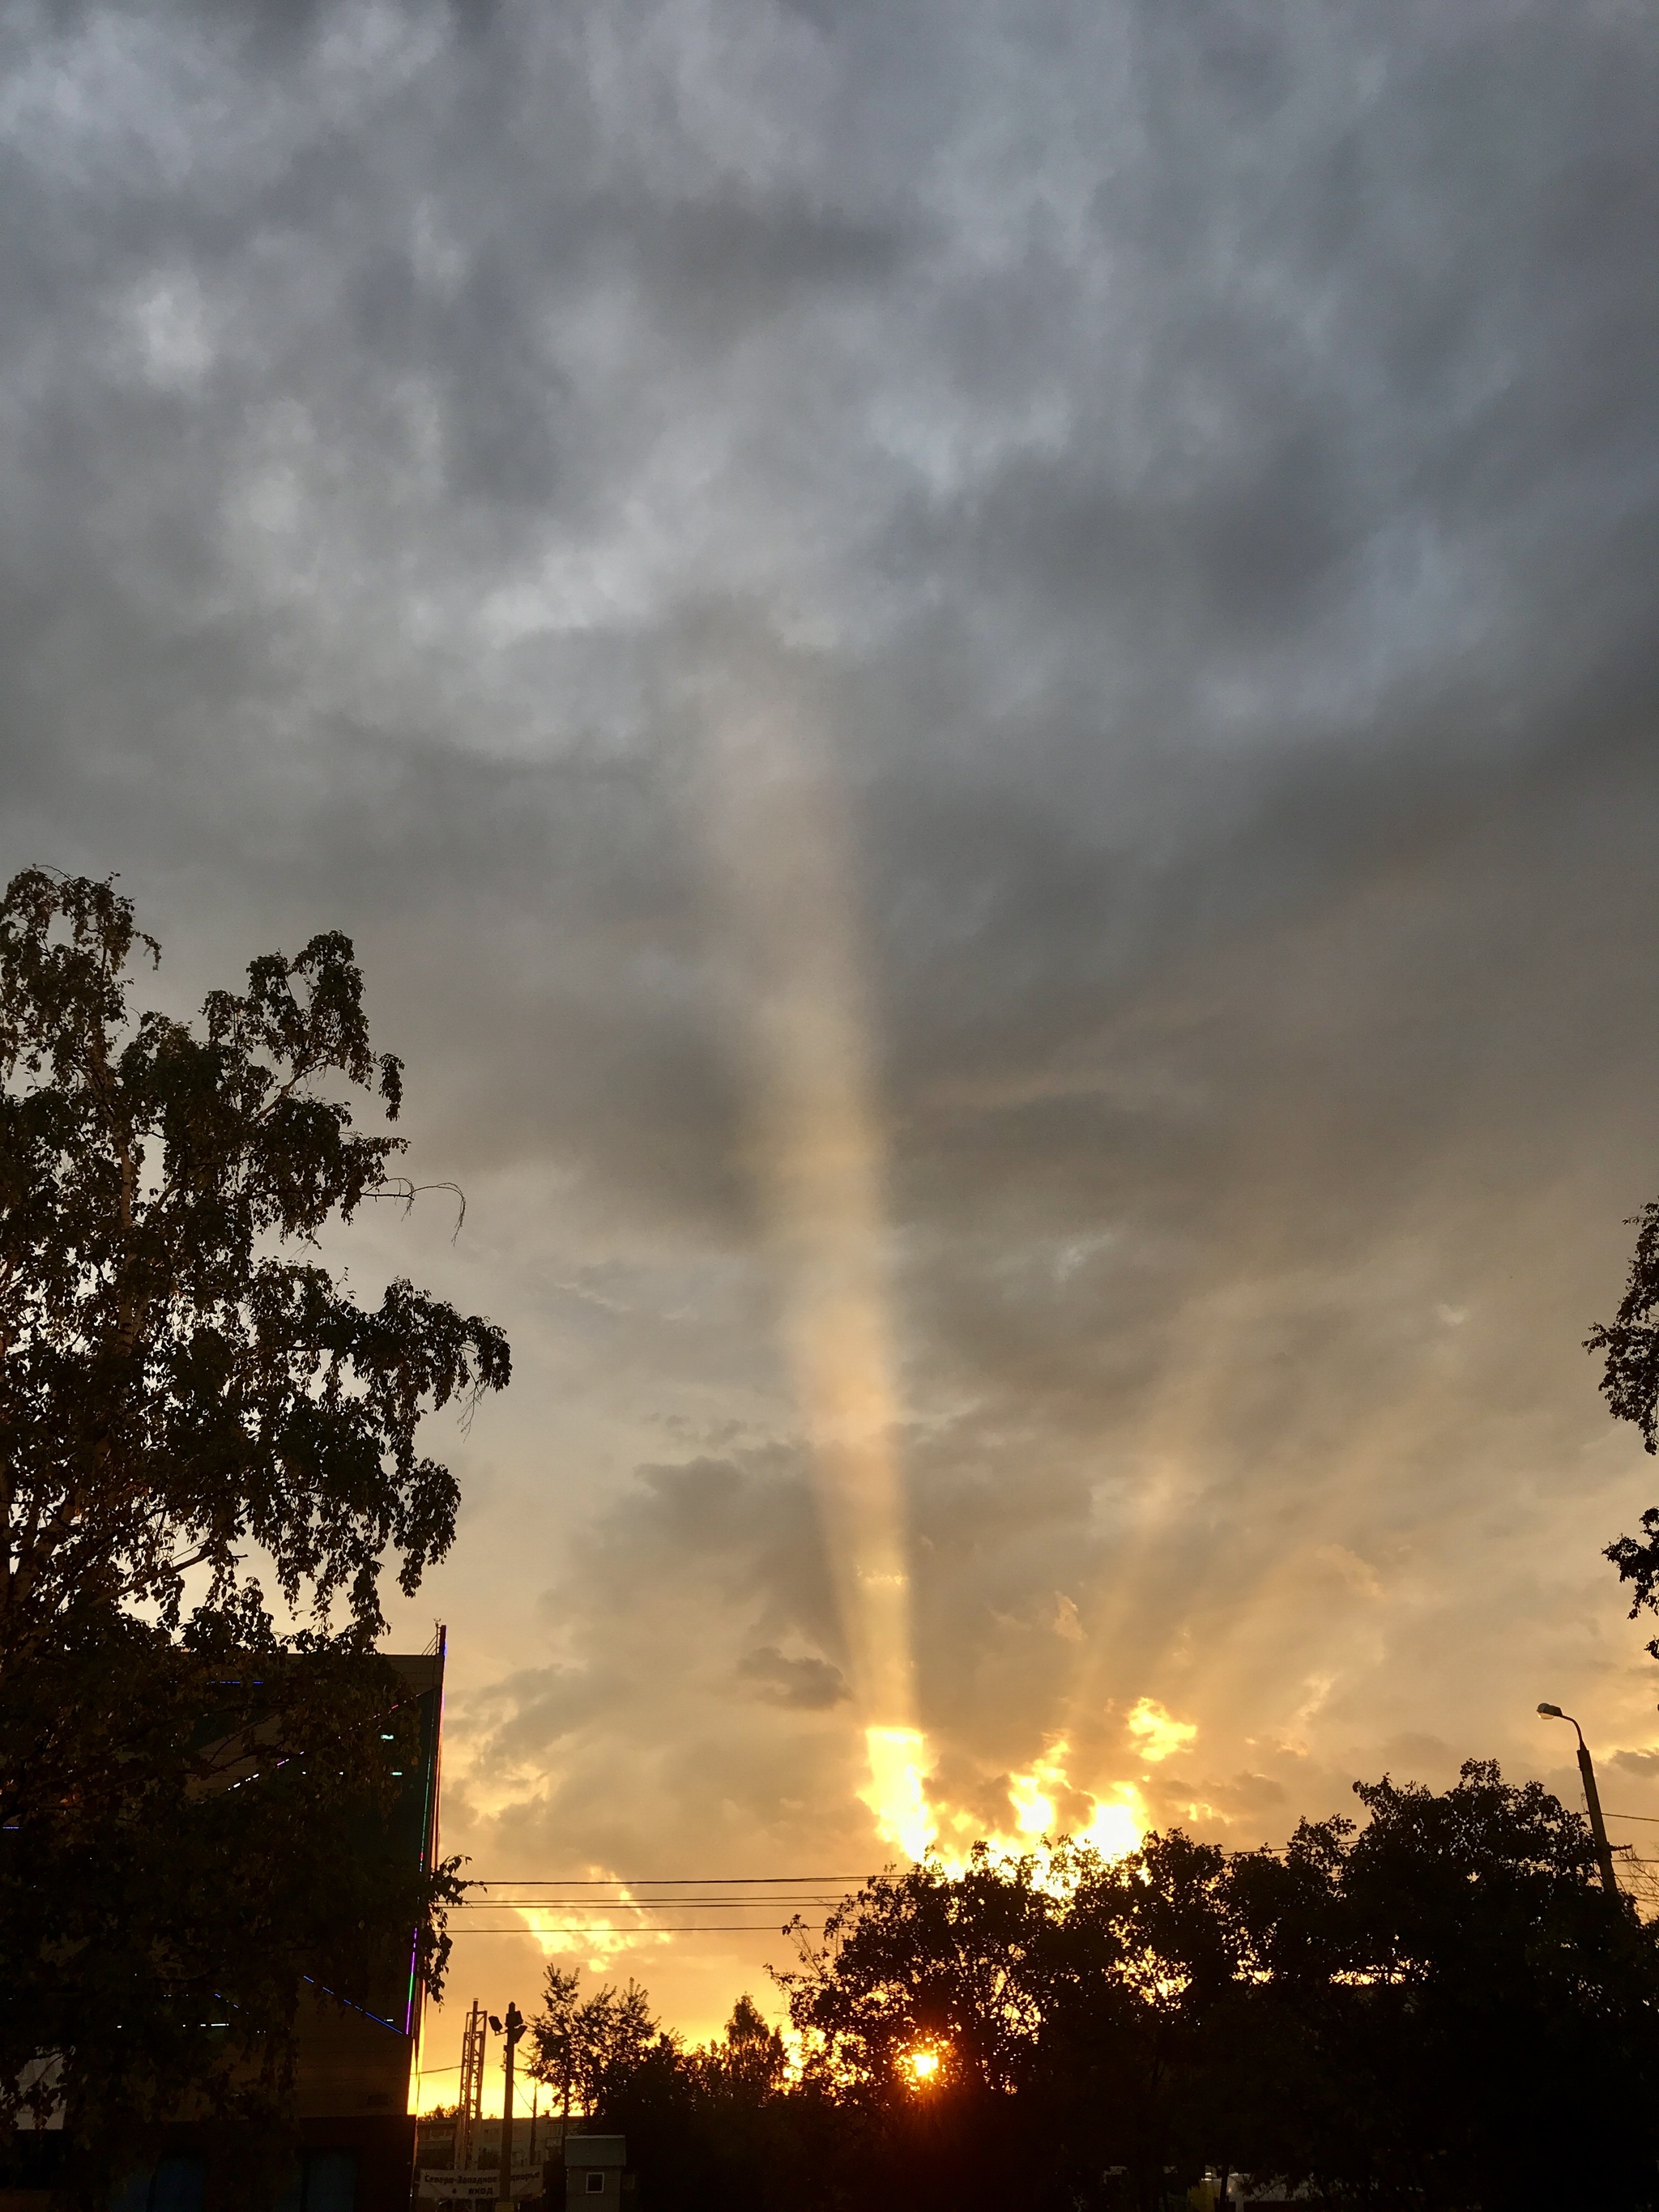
[567,1765,1659,2212]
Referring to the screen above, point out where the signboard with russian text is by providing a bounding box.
[416,2171,540,2201]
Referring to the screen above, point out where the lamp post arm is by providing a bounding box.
[1538,1703,1620,1897]
[1576,1738,1619,1895]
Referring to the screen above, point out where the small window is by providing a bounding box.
[275,2150,358,2212]
[304,2150,357,2211]
[147,2159,207,2212]
[586,2172,607,2195]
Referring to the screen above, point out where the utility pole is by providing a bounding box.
[1538,1703,1619,1892]
[491,2001,527,2212]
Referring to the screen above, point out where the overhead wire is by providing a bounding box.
[457,1899,844,1909]
[451,1920,827,1937]
[464,1874,877,1886]
[447,1873,868,1939]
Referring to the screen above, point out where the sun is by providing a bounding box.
[903,2047,944,2088]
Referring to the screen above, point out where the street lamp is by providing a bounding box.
[1537,1703,1618,1893]
[489,2002,527,2212]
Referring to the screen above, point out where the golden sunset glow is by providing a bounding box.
[1073,1784,1145,1862]
[1125,1698,1198,1766]
[862,1724,939,1860]
[904,2047,944,2087]
[860,1729,1148,1874]
[513,1895,674,1972]
[1002,1741,1145,1861]
[1008,1745,1065,1836]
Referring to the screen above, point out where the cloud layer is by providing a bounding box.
[5,0,1659,2054]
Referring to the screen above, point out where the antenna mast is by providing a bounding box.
[456,2000,488,2169]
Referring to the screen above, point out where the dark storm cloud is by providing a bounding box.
[5,0,1659,2033]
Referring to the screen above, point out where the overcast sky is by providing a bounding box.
[6,0,1659,2066]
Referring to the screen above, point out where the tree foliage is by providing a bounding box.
[578,1766,1659,2212]
[0,867,508,1662]
[527,1967,661,2124]
[1587,1201,1659,1638]
[576,1989,843,2212]
[0,869,508,2206]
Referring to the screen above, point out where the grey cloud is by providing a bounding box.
[4,0,1659,2042]
[736,1647,851,1710]
[443,1449,864,1911]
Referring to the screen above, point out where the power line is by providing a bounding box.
[467,1875,876,1886]
[457,1899,844,1910]
[450,1925,826,1936]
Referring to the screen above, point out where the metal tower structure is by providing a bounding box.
[456,2000,489,2170]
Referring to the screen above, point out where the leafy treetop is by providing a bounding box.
[1587,1202,1659,1645]
[0,866,510,1663]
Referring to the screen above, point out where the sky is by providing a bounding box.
[6,0,1659,2089]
